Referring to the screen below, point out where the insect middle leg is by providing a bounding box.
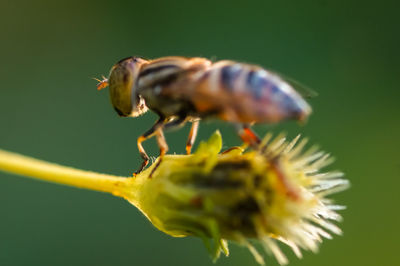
[163,117,199,155]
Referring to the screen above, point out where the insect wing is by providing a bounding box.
[269,70,318,99]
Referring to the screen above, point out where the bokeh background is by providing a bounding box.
[0,0,399,265]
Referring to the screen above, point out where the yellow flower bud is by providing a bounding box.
[0,131,349,265]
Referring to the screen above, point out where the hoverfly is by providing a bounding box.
[96,56,312,175]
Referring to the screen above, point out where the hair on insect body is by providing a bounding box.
[96,56,312,176]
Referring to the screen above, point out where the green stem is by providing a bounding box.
[0,149,133,198]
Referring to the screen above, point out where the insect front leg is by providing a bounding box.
[135,117,166,176]
[235,124,261,150]
[149,128,169,177]
[186,120,199,155]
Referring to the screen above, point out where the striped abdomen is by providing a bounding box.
[191,61,312,123]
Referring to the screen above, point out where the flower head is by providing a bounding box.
[118,131,349,265]
[0,131,349,265]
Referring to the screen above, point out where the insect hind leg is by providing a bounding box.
[235,124,261,150]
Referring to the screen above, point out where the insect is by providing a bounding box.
[96,56,312,175]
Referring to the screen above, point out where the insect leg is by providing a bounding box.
[163,116,187,130]
[235,124,261,150]
[149,128,169,177]
[135,117,166,175]
[186,120,199,155]
[161,117,199,155]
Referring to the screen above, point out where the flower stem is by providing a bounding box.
[0,149,132,198]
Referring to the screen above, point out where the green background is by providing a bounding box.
[0,0,399,265]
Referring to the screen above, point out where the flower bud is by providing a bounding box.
[121,131,349,265]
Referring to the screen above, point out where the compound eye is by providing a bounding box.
[108,58,141,116]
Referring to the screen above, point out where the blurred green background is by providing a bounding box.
[0,0,399,265]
